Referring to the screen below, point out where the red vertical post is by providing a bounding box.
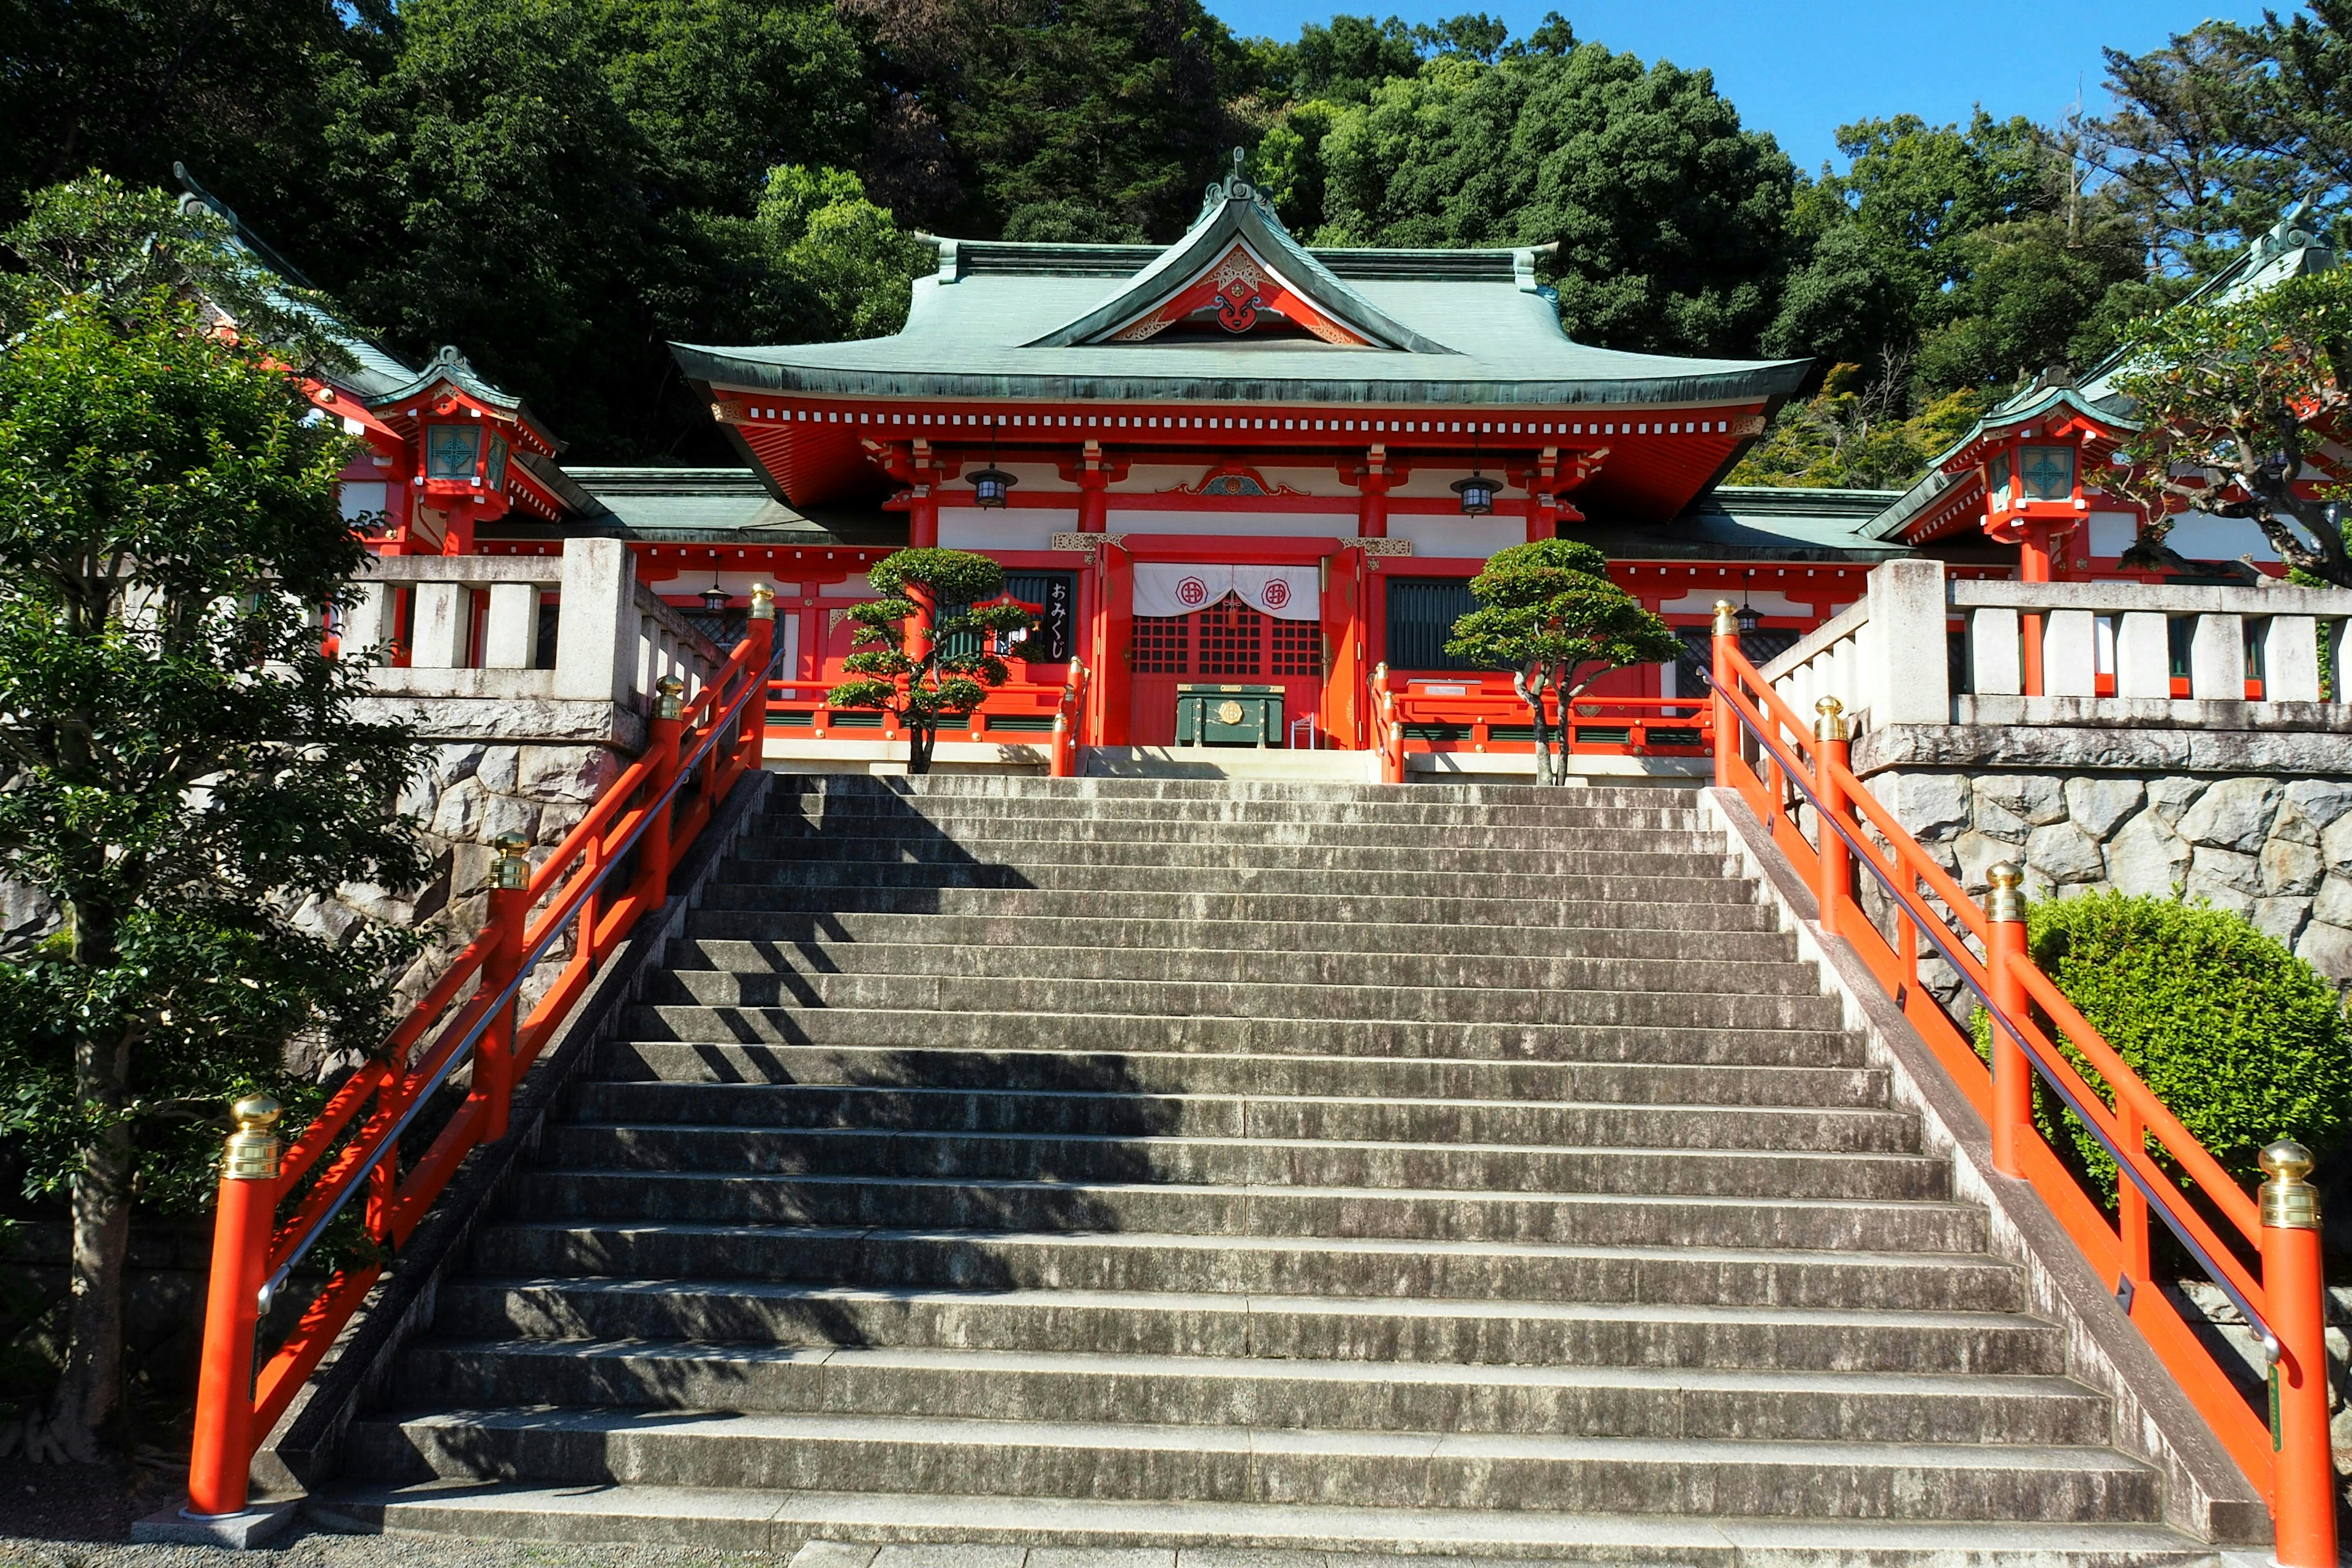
[1812,696,1850,939]
[2261,1140,2337,1568]
[1985,862,2033,1178]
[744,584,775,776]
[473,832,532,1144]
[1710,600,1738,790]
[185,1096,284,1519]
[635,677,686,914]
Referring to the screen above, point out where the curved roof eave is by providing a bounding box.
[670,343,1812,409]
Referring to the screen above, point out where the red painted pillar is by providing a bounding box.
[1985,862,2033,1178]
[744,585,775,773]
[1077,448,1110,534]
[2260,1140,2338,1568]
[473,833,532,1144]
[1321,546,1366,750]
[2018,518,2052,696]
[185,1098,284,1519]
[634,678,685,914]
[1709,600,1737,790]
[910,484,939,549]
[1812,698,1850,938]
[1355,451,1390,538]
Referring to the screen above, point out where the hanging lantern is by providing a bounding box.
[1736,592,1762,635]
[1452,474,1498,516]
[701,573,731,614]
[969,467,1017,509]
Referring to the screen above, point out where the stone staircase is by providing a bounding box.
[315,775,2214,1564]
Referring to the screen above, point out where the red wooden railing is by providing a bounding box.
[1706,604,2334,1566]
[179,594,778,1525]
[764,661,1091,778]
[1370,664,1712,784]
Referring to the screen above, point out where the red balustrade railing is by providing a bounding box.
[179,596,778,1525]
[1706,605,2334,1566]
[764,661,1091,778]
[1370,663,1713,784]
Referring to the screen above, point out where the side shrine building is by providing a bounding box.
[213,164,2342,774]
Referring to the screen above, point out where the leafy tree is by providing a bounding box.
[2106,266,2352,587]
[0,180,429,1458]
[1313,42,1799,360]
[828,549,1038,775]
[1730,368,1988,491]
[1444,539,1679,786]
[695,165,932,344]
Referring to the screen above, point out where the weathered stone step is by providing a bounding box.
[701,864,1753,903]
[631,974,1849,1031]
[783,775,1694,807]
[732,839,1735,879]
[655,941,1830,998]
[345,1407,2152,1521]
[766,791,1705,829]
[502,1172,1988,1251]
[540,1125,1950,1202]
[465,1226,2008,1311]
[306,1481,2212,1562]
[610,1023,1876,1089]
[434,1280,2052,1373]
[683,888,1782,933]
[665,915,1800,963]
[398,1340,2099,1443]
[567,1083,1913,1151]
[756,810,1710,847]
[605,1037,1878,1095]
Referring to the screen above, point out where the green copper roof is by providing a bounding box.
[673,173,1809,410]
[1581,486,1913,562]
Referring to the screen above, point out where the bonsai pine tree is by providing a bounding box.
[828,548,1038,775]
[0,178,429,1460]
[1445,538,1681,786]
[2106,262,2352,586]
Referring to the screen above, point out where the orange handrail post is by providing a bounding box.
[743,586,776,772]
[184,1098,284,1519]
[2261,1141,2337,1568]
[1985,862,2034,1178]
[1709,601,1737,790]
[472,834,532,1144]
[1811,696,1850,939]
[634,677,687,913]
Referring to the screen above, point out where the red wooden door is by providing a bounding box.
[1126,593,1322,746]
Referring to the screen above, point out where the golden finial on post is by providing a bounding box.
[2261,1141,2321,1231]
[1813,695,1849,742]
[491,830,532,891]
[748,583,775,621]
[1713,600,1739,636]
[1985,861,2027,924]
[222,1095,283,1182]
[655,675,687,721]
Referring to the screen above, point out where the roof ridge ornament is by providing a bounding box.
[1197,147,1288,233]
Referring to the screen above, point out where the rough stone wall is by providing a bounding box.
[295,739,624,1012]
[1863,764,2352,989]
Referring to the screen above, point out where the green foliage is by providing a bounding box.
[1730,370,1989,490]
[0,187,428,1448]
[2106,266,2352,586]
[827,549,1038,775]
[1444,539,1678,785]
[1977,892,2352,1207]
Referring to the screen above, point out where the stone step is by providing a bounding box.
[464,1226,2008,1311]
[566,1083,1915,1151]
[682,889,1784,933]
[756,811,1711,846]
[397,1340,2098,1443]
[699,864,1755,903]
[307,1482,2212,1562]
[736,834,1728,873]
[603,1038,1879,1095]
[432,1281,2055,1373]
[538,1125,1951,1202]
[665,915,1800,963]
[655,942,1831,998]
[501,1172,1988,1251]
[344,1407,2153,1522]
[629,974,1850,1031]
[782,775,1694,806]
[766,791,1706,829]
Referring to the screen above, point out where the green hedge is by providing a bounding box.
[1981,891,2352,1206]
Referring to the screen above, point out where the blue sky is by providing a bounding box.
[1205,0,2289,174]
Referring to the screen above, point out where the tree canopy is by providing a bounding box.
[827,549,1038,775]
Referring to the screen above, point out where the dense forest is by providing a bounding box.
[4,0,2347,481]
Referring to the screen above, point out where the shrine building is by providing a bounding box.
[192,165,2339,774]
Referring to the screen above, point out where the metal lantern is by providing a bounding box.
[1736,594,1762,635]
[1452,474,1498,516]
[969,467,1016,509]
[701,574,730,614]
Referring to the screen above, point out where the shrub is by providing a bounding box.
[1983,891,2352,1207]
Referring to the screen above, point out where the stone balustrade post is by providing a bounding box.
[2189,613,2245,701]
[481,582,541,669]
[1863,559,1948,724]
[552,537,638,706]
[2114,612,2169,699]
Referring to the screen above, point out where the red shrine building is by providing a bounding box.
[191,168,2340,772]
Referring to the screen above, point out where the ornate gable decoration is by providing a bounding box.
[1158,461,1308,497]
[1025,159,1457,355]
[1109,243,1372,347]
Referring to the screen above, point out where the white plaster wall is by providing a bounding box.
[940,510,1066,551]
[1387,514,1524,558]
[1113,510,1356,539]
